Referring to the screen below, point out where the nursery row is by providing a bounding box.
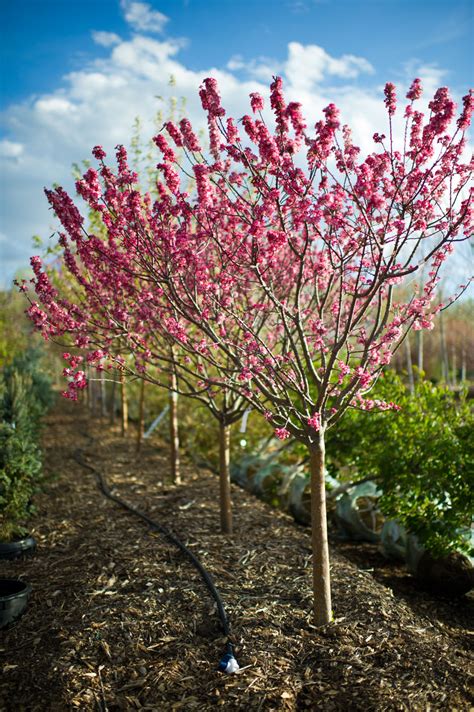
[83,365,474,596]
[2,395,472,711]
[2,344,473,601]
[21,75,474,625]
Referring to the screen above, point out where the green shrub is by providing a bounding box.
[326,372,474,558]
[4,347,54,420]
[0,351,53,541]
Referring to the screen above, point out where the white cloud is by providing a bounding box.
[0,140,24,159]
[285,42,374,92]
[401,61,449,96]
[92,30,122,47]
[226,55,246,71]
[0,29,470,289]
[226,54,283,82]
[121,1,168,33]
[226,43,374,88]
[34,96,75,115]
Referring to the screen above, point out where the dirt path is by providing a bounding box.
[1,399,472,711]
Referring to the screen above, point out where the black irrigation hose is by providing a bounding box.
[72,448,239,674]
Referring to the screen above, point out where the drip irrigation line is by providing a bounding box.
[72,447,239,674]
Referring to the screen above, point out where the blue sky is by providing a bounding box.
[1,0,473,286]
[3,0,473,102]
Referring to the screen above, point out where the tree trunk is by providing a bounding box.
[91,377,98,416]
[109,377,117,425]
[219,421,233,535]
[439,310,449,383]
[451,345,457,387]
[120,371,128,436]
[309,433,332,626]
[136,379,146,454]
[169,373,180,484]
[461,347,467,383]
[88,372,98,416]
[405,335,415,394]
[86,366,91,410]
[416,330,424,375]
[100,371,107,418]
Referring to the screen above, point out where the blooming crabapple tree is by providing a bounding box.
[25,76,473,626]
[142,77,472,624]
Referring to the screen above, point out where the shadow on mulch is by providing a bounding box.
[0,398,472,711]
[335,539,474,637]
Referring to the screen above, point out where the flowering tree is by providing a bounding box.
[25,76,472,625]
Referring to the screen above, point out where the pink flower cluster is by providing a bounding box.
[307,413,321,431]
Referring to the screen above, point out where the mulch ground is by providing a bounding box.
[1,398,472,711]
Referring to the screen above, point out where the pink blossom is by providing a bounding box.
[275,427,291,440]
[457,90,474,131]
[307,413,321,431]
[199,78,225,117]
[153,134,176,162]
[267,230,287,250]
[193,164,213,205]
[270,76,288,135]
[158,163,180,195]
[384,82,397,116]
[92,145,106,161]
[406,78,422,101]
[164,121,183,147]
[241,115,258,142]
[337,360,351,384]
[179,118,202,152]
[250,92,264,113]
[225,118,240,144]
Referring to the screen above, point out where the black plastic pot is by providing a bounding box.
[0,535,36,561]
[0,579,32,630]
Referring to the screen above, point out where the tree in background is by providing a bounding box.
[392,296,474,384]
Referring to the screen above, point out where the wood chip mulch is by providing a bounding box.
[1,398,472,711]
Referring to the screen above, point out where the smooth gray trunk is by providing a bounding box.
[120,371,128,436]
[451,345,457,387]
[416,330,424,375]
[109,377,117,425]
[219,421,233,535]
[169,374,180,484]
[405,335,415,394]
[439,310,449,383]
[100,371,107,418]
[136,379,146,453]
[309,432,332,626]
